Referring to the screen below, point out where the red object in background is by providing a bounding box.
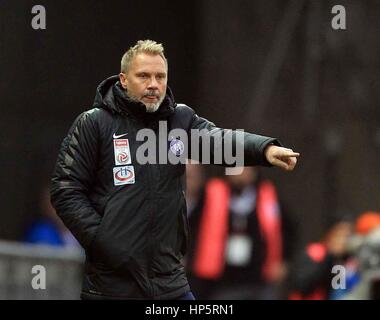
[355,211,380,235]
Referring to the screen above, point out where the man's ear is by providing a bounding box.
[119,73,128,89]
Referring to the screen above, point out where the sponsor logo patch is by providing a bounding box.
[113,166,135,185]
[113,139,132,165]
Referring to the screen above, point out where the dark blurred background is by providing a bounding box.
[1,0,380,249]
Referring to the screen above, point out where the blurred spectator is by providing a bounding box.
[355,211,380,236]
[184,163,206,296]
[185,162,205,217]
[186,166,296,299]
[287,217,354,300]
[341,211,380,300]
[23,185,80,248]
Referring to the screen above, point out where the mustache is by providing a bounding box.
[143,90,160,98]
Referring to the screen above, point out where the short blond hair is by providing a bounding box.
[121,39,167,74]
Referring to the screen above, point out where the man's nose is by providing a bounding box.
[147,76,159,89]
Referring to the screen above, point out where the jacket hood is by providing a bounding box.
[93,75,176,122]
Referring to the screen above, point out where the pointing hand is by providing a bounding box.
[264,145,300,171]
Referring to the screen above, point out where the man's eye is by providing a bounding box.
[138,74,148,79]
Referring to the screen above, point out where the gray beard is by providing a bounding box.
[125,93,164,113]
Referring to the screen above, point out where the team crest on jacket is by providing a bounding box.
[113,166,135,185]
[169,138,185,157]
[113,139,132,165]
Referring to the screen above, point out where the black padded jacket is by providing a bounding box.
[50,75,280,299]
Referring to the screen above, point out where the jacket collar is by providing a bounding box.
[93,75,176,123]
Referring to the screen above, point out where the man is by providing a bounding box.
[187,167,294,299]
[50,39,299,300]
[287,219,353,300]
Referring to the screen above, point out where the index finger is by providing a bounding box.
[283,152,300,157]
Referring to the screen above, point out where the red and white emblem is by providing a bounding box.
[113,139,132,165]
[113,166,135,185]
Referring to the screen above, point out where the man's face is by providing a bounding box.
[120,52,167,112]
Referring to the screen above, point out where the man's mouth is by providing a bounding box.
[144,95,158,100]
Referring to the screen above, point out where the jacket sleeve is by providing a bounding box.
[50,110,102,250]
[189,112,282,166]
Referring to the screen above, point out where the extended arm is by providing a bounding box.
[189,111,299,170]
